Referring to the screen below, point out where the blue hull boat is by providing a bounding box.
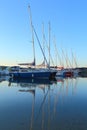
[10,70,56,79]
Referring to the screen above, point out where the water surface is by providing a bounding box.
[0,77,87,130]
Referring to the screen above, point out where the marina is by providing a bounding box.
[0,1,87,130]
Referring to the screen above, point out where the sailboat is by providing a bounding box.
[10,5,57,80]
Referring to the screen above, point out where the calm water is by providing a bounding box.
[0,76,87,130]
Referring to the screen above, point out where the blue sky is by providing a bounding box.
[0,0,87,67]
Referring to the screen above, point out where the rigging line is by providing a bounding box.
[32,25,50,68]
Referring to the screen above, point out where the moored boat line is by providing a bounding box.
[0,65,82,79]
[0,5,85,80]
[0,66,87,82]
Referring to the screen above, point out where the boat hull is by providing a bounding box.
[10,71,56,79]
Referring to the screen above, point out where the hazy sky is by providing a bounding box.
[0,0,87,67]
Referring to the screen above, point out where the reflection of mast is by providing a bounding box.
[65,78,69,95]
[72,78,78,95]
[30,89,35,130]
[41,85,45,130]
[38,85,45,93]
[40,99,45,130]
[53,83,63,118]
[48,86,51,130]
[36,86,49,120]
[18,87,35,130]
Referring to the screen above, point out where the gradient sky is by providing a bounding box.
[0,0,87,67]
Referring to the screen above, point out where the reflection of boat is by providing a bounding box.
[9,77,57,87]
[0,76,10,82]
[55,76,64,82]
[19,89,35,95]
[0,69,9,76]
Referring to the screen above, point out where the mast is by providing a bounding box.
[73,53,78,68]
[28,5,36,66]
[42,23,45,67]
[36,23,46,68]
[53,36,63,67]
[28,5,50,68]
[61,48,68,68]
[65,51,73,68]
[48,22,51,67]
[53,37,57,66]
[43,29,55,66]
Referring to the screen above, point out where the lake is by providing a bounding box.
[0,76,87,130]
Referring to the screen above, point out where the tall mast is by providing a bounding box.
[65,51,72,68]
[73,52,78,68]
[61,48,68,68]
[53,36,63,67]
[43,25,55,66]
[42,23,45,67]
[49,22,51,67]
[28,5,36,65]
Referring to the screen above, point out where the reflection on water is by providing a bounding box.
[0,76,87,130]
